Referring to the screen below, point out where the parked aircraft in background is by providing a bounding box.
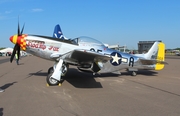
[175,52,180,56]
[9,23,167,86]
[0,47,27,57]
[0,48,13,56]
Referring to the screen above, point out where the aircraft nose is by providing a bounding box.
[9,34,27,50]
[9,36,13,43]
[9,35,18,44]
[19,35,27,51]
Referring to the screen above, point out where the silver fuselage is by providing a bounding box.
[25,35,155,73]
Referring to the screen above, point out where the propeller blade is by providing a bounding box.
[17,45,20,60]
[18,21,20,36]
[21,23,25,35]
[10,19,24,63]
[10,44,18,63]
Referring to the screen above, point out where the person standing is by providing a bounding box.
[15,53,19,65]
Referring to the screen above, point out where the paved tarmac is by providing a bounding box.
[0,56,180,116]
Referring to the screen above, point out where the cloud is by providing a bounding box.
[31,8,44,12]
[0,10,13,20]
[5,10,12,14]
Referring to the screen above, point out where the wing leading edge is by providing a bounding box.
[51,49,111,65]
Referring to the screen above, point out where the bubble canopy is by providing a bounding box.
[71,36,105,46]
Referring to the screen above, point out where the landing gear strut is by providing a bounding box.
[46,61,68,86]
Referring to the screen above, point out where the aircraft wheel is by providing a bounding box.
[48,67,54,74]
[131,71,137,76]
[46,72,59,86]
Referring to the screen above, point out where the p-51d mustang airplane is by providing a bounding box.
[9,23,166,86]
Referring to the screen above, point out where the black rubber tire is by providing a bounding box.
[48,67,54,74]
[46,73,59,86]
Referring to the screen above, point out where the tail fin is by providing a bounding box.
[144,41,161,59]
[144,41,165,70]
[53,24,64,39]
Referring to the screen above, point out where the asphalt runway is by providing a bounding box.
[0,56,180,116]
[0,57,10,64]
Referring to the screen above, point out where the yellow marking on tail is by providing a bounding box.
[155,42,165,70]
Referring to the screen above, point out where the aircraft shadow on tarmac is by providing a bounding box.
[64,69,103,88]
[63,69,158,88]
[29,69,158,88]
[0,82,17,90]
[121,70,158,76]
[28,70,46,77]
[0,108,3,116]
[29,69,103,88]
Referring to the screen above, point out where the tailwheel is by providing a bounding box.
[131,71,137,76]
[46,72,59,86]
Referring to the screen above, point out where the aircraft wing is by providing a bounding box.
[51,49,111,65]
[139,59,168,65]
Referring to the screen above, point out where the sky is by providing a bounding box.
[0,0,180,49]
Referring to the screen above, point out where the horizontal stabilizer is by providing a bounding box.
[139,59,168,65]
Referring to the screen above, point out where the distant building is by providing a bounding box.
[138,40,161,54]
[108,44,129,53]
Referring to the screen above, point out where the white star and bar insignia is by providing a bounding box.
[110,52,128,66]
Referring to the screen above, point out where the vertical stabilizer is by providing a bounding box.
[53,24,64,39]
[144,41,160,59]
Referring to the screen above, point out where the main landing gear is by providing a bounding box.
[46,60,68,86]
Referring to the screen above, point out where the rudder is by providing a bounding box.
[155,42,165,70]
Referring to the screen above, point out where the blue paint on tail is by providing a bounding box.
[53,24,65,39]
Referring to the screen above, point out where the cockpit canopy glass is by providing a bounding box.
[71,36,105,46]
